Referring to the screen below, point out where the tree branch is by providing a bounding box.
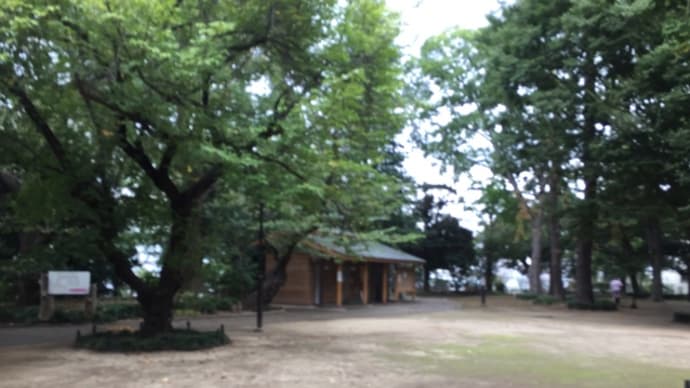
[74,76,154,127]
[181,165,224,201]
[6,83,68,169]
[250,151,306,181]
[117,124,180,199]
[224,5,275,62]
[505,173,533,219]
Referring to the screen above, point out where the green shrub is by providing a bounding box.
[663,294,689,301]
[175,292,235,314]
[214,297,235,311]
[673,312,690,324]
[515,293,538,301]
[95,303,142,322]
[567,299,617,311]
[0,305,39,323]
[532,295,563,305]
[0,305,16,321]
[52,309,88,323]
[173,309,200,317]
[74,329,230,352]
[493,280,506,294]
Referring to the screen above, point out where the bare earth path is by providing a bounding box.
[0,296,688,387]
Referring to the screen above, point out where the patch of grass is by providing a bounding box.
[74,328,230,352]
[383,336,689,388]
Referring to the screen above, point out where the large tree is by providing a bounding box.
[1,0,406,333]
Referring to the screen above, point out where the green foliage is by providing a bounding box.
[401,194,475,288]
[515,293,538,301]
[0,303,142,324]
[532,295,562,306]
[673,312,690,324]
[0,0,410,328]
[567,300,618,312]
[175,292,237,315]
[74,329,229,352]
[95,303,142,322]
[493,279,506,294]
[412,0,690,302]
[0,305,38,323]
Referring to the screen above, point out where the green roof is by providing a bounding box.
[306,235,425,264]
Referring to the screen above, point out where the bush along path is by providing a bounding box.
[74,323,230,352]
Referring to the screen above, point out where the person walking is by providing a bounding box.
[610,278,623,306]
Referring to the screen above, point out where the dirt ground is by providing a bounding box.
[0,296,688,388]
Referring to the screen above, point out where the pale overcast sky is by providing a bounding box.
[386,0,503,232]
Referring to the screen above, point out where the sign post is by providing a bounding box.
[39,271,92,321]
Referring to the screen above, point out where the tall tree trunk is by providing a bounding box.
[575,60,597,306]
[575,234,594,305]
[528,210,543,294]
[547,167,564,299]
[645,217,664,302]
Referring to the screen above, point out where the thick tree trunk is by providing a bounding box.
[547,168,564,299]
[575,233,594,304]
[528,210,543,294]
[137,201,202,334]
[645,217,664,302]
[138,288,176,334]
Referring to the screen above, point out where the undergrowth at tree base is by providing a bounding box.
[74,328,230,352]
[566,300,618,311]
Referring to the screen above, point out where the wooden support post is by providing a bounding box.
[393,265,399,302]
[382,264,388,304]
[38,273,54,321]
[360,262,369,304]
[336,263,343,307]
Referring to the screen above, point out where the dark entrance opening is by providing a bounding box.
[368,263,384,303]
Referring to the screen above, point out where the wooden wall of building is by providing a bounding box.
[320,260,337,305]
[266,251,422,305]
[394,265,417,299]
[266,252,314,305]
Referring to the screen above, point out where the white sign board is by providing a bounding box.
[48,271,91,295]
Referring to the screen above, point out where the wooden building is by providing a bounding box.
[266,235,425,306]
